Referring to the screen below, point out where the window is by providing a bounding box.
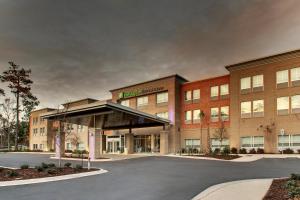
[78,125,84,132]
[220,106,229,121]
[241,101,251,118]
[210,86,219,100]
[40,127,46,136]
[185,139,200,151]
[193,109,201,122]
[156,112,169,119]
[278,135,300,148]
[241,77,251,94]
[252,75,264,92]
[278,135,290,147]
[185,91,192,101]
[241,136,264,148]
[66,143,72,150]
[193,89,200,100]
[40,117,45,124]
[121,100,130,107]
[291,95,300,114]
[276,70,289,88]
[33,128,38,136]
[39,144,44,150]
[156,92,168,104]
[137,96,148,107]
[291,67,300,86]
[33,144,38,150]
[220,84,229,98]
[277,97,289,115]
[210,107,219,122]
[77,143,85,151]
[211,138,229,150]
[253,100,264,117]
[292,135,300,147]
[185,111,192,124]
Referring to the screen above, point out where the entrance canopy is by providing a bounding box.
[41,101,170,130]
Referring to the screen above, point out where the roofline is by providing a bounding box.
[109,74,189,92]
[182,74,230,85]
[41,101,170,124]
[31,108,56,113]
[225,49,300,71]
[62,98,98,105]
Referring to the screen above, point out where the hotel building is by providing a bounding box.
[29,50,300,154]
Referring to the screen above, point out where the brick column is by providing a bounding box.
[160,130,169,155]
[124,133,134,154]
[89,128,103,160]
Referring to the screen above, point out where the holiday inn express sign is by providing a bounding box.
[118,87,165,99]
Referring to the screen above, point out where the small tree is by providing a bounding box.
[257,121,275,134]
[0,88,4,96]
[0,62,37,150]
[214,120,227,150]
[199,110,205,153]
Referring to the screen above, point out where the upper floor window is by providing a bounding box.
[185,91,192,101]
[241,101,251,118]
[156,112,169,119]
[252,75,264,92]
[220,84,229,98]
[121,100,130,107]
[210,86,219,100]
[193,89,200,100]
[185,111,192,124]
[210,107,219,122]
[240,77,251,94]
[277,96,289,115]
[137,96,148,107]
[291,95,300,114]
[220,106,229,121]
[156,92,168,104]
[193,109,201,122]
[253,100,264,117]
[291,67,300,86]
[276,70,289,88]
[33,128,38,136]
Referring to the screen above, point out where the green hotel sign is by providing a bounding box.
[118,87,164,99]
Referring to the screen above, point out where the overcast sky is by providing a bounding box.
[1,0,300,108]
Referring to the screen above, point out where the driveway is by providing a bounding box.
[0,153,300,200]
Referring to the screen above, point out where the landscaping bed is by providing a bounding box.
[195,154,241,160]
[0,163,97,182]
[264,174,300,200]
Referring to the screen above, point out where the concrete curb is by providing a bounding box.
[50,156,113,162]
[3,152,55,155]
[191,178,273,200]
[163,154,249,162]
[0,168,108,187]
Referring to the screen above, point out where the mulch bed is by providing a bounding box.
[0,167,98,182]
[263,179,291,200]
[63,154,108,159]
[193,154,241,160]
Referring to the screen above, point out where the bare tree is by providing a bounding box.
[257,120,276,134]
[0,98,16,150]
[199,110,205,153]
[213,120,227,149]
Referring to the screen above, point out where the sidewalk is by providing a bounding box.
[191,179,273,200]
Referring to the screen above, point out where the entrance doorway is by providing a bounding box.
[106,136,121,154]
[134,135,151,153]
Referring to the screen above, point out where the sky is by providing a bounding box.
[1,0,300,109]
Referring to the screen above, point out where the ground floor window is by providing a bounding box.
[241,136,264,148]
[76,143,85,151]
[39,144,44,150]
[278,134,300,148]
[66,143,72,150]
[184,139,200,153]
[33,144,38,150]
[211,138,229,150]
[134,135,151,153]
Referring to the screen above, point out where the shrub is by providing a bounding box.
[283,148,294,154]
[48,163,56,168]
[222,147,230,155]
[65,150,72,153]
[20,164,29,169]
[50,149,54,152]
[297,149,300,154]
[249,148,256,154]
[47,168,57,175]
[239,148,247,154]
[35,165,44,172]
[192,148,199,154]
[213,148,220,155]
[6,170,19,177]
[41,162,49,169]
[64,162,72,168]
[75,164,83,170]
[285,180,300,199]
[291,173,300,180]
[81,150,89,154]
[256,148,264,154]
[231,147,238,154]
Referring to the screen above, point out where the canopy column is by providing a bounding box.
[160,130,169,155]
[89,128,105,160]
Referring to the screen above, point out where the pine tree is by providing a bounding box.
[0,62,37,150]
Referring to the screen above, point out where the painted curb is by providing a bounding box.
[191,178,273,200]
[0,168,108,187]
[50,157,113,162]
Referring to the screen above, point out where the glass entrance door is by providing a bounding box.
[107,138,120,154]
[134,135,151,153]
